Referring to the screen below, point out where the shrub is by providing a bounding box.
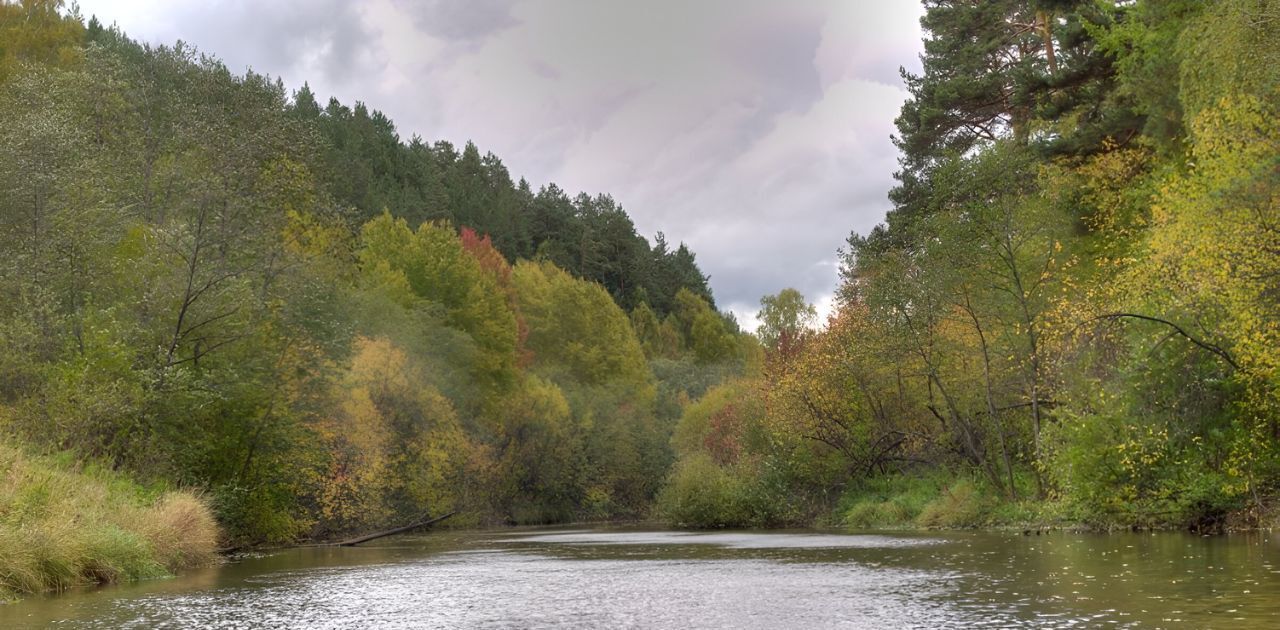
[843,498,914,528]
[838,471,949,529]
[655,454,745,527]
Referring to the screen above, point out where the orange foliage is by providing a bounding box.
[459,227,512,285]
[702,403,743,466]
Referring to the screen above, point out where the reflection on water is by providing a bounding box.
[501,530,942,549]
[2,527,1278,628]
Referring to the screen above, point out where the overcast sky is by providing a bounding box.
[76,0,925,330]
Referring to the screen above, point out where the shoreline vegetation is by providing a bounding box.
[657,461,1280,535]
[2,448,1272,602]
[0,445,218,601]
[647,0,1280,542]
[3,0,1280,601]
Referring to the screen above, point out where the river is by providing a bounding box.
[2,527,1278,628]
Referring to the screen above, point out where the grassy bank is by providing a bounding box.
[656,460,1273,533]
[835,472,1058,531]
[0,445,219,600]
[834,470,1272,533]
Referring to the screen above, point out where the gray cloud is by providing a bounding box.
[395,0,519,43]
[723,7,825,137]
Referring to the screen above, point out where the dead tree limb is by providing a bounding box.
[1076,312,1240,371]
[337,511,457,547]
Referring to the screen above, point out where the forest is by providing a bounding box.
[661,0,1280,532]
[0,0,1278,598]
[0,0,753,564]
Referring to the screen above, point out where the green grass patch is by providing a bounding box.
[837,470,1057,530]
[916,479,989,528]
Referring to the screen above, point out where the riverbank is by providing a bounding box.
[655,462,1277,534]
[0,445,219,601]
[831,471,1279,534]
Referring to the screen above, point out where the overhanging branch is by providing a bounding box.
[1078,312,1240,371]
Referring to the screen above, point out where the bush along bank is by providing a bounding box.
[657,461,1273,534]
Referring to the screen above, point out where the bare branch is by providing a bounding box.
[1076,312,1240,371]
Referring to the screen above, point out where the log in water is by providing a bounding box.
[336,511,457,547]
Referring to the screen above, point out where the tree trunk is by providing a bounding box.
[963,293,1017,500]
[1039,11,1058,74]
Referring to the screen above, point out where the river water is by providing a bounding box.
[2,527,1278,628]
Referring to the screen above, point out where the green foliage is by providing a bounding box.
[839,474,952,529]
[841,499,913,530]
[671,380,764,459]
[1178,0,1280,122]
[1044,370,1246,529]
[514,260,650,388]
[1091,0,1205,149]
[654,454,790,528]
[359,214,518,390]
[839,473,1020,530]
[298,94,715,317]
[754,288,816,350]
[650,0,1280,533]
[916,480,991,529]
[10,0,1278,553]
[488,374,580,524]
[654,454,746,528]
[839,473,924,528]
[0,0,84,82]
[669,289,737,364]
[659,377,818,527]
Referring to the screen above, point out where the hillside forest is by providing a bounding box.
[0,2,754,548]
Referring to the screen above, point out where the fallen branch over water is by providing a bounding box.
[336,511,458,547]
[219,512,459,555]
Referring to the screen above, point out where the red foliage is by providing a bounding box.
[703,403,743,466]
[763,327,810,382]
[459,226,512,286]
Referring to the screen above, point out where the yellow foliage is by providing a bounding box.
[314,336,469,531]
[1113,92,1280,488]
[359,214,519,391]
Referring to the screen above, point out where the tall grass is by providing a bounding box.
[0,444,219,600]
[838,472,953,529]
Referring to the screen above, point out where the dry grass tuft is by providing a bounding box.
[139,491,220,570]
[0,444,220,600]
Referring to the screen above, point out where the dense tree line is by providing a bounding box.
[289,84,715,316]
[0,1,753,544]
[661,0,1280,531]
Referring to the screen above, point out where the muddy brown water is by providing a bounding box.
[2,527,1278,628]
